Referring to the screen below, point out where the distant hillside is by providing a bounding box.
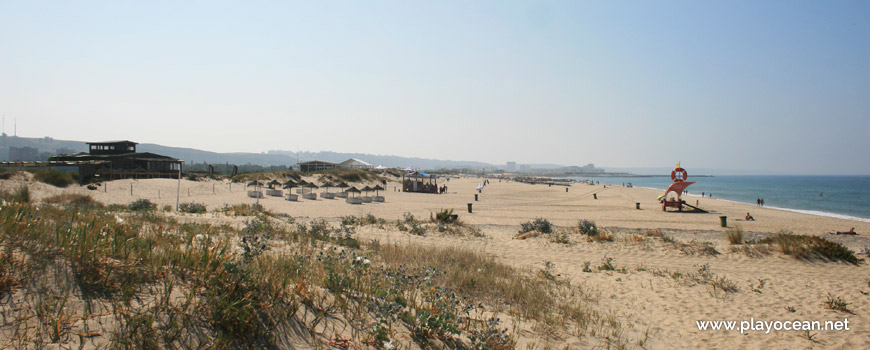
[276,150,492,169]
[1,135,615,173]
[0,135,492,169]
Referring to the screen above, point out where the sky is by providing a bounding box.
[1,1,868,175]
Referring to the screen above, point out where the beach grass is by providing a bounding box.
[0,190,623,348]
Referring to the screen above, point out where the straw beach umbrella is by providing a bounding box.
[373,184,385,196]
[361,186,373,196]
[321,181,334,193]
[247,180,263,188]
[345,186,361,197]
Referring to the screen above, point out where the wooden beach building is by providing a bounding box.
[299,160,339,172]
[402,171,438,193]
[50,140,182,180]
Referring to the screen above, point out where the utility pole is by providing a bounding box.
[176,161,182,211]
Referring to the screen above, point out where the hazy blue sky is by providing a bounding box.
[1,1,868,174]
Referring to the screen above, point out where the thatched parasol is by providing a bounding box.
[282,180,297,189]
[373,184,385,196]
[247,180,263,187]
[321,181,334,193]
[361,186,373,196]
[267,180,281,189]
[345,186,361,197]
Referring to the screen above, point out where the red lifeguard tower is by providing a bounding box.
[661,164,707,212]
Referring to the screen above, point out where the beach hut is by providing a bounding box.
[320,181,335,199]
[361,186,374,203]
[402,171,437,193]
[372,184,385,202]
[345,186,362,204]
[302,183,319,200]
[284,183,299,201]
[335,182,350,198]
[295,180,310,194]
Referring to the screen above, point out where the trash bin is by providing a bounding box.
[719,216,727,227]
[593,193,597,200]
[474,194,478,201]
[566,188,569,192]
[636,202,640,210]
[467,203,473,213]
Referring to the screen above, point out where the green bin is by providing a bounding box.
[593,193,597,200]
[474,194,478,201]
[719,216,727,228]
[636,202,640,210]
[467,203,473,213]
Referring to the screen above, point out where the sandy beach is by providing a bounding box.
[3,174,869,349]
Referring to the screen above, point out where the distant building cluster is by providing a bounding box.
[506,161,516,171]
[298,158,373,172]
[8,146,39,161]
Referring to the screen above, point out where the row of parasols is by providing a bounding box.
[246,179,385,196]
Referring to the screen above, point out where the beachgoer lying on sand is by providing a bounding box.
[745,212,755,221]
[828,227,858,235]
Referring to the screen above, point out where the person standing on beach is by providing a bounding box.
[756,198,760,207]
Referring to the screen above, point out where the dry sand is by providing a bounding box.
[5,175,870,349]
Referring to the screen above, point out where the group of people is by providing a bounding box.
[438,185,448,194]
[756,198,766,207]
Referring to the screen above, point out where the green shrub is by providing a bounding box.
[433,208,457,224]
[519,218,553,234]
[577,220,599,236]
[32,168,77,187]
[129,199,157,211]
[179,202,207,214]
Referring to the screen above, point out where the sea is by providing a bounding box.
[563,175,870,222]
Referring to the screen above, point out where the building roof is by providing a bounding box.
[87,140,139,145]
[53,152,179,162]
[299,160,337,165]
[339,158,372,166]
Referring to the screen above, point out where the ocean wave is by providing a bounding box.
[764,206,870,223]
[627,186,870,222]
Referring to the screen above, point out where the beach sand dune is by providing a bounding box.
[3,175,869,349]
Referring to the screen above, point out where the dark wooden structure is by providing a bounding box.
[50,140,182,180]
[299,160,338,172]
[402,171,438,193]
